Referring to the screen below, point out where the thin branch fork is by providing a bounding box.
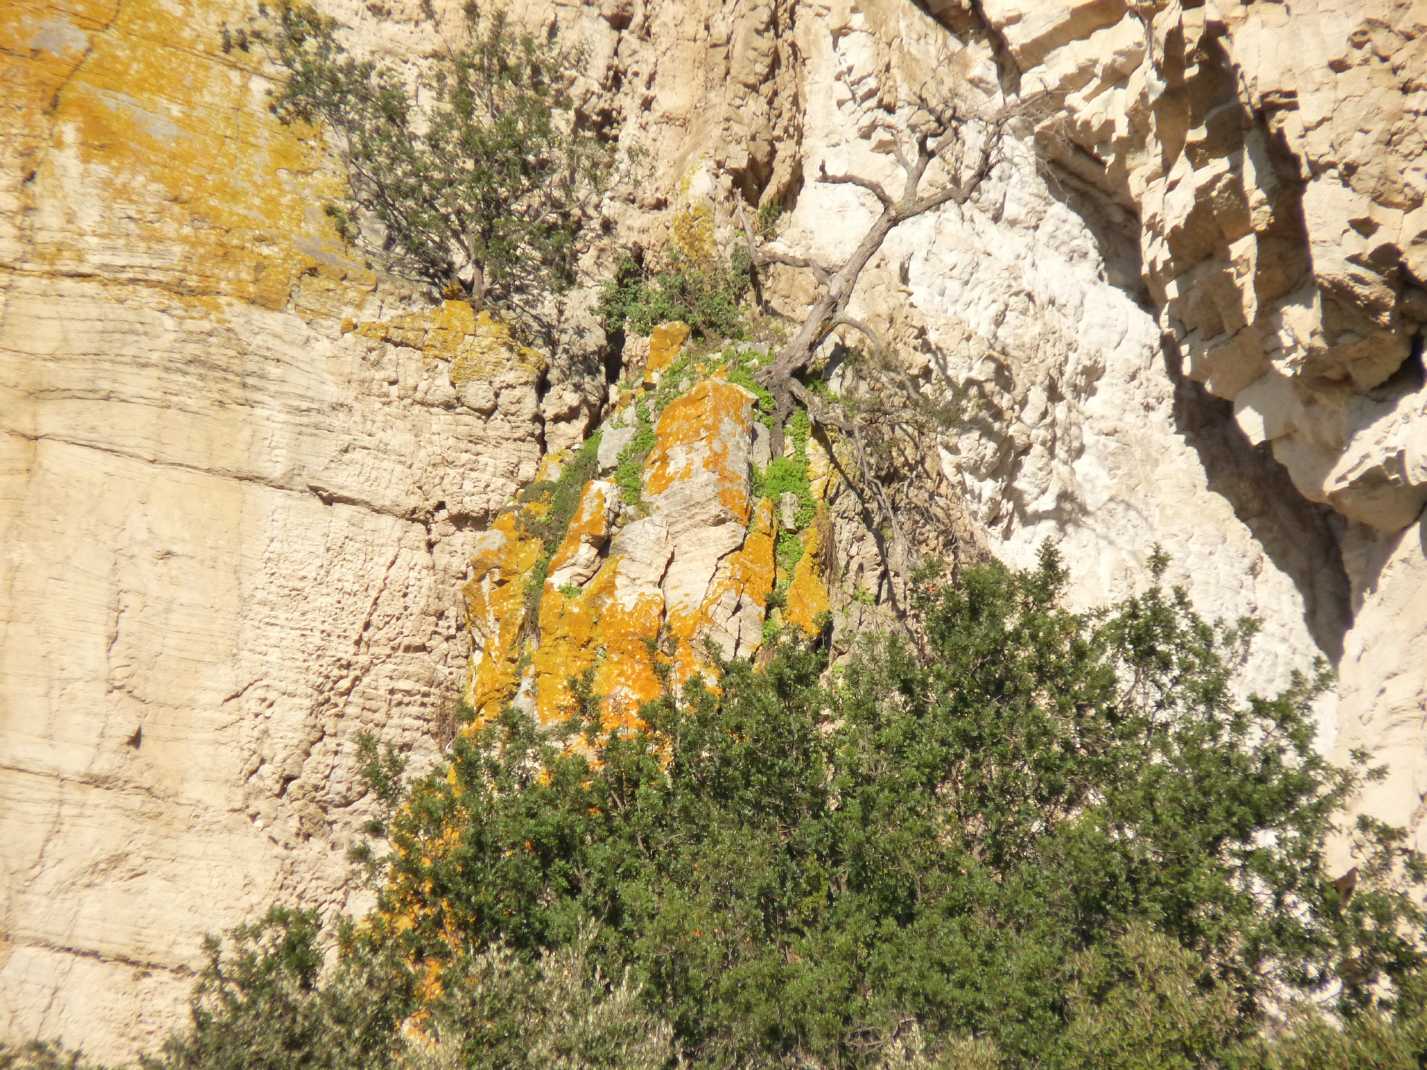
[757,248,835,285]
[817,161,894,209]
[828,316,888,354]
[735,201,834,285]
[788,377,916,635]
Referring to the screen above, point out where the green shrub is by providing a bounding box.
[133,911,670,1070]
[396,931,675,1070]
[521,433,602,557]
[367,546,1426,1068]
[723,362,775,425]
[755,200,784,238]
[598,249,751,340]
[1242,979,1427,1070]
[110,548,1427,1070]
[245,2,614,327]
[141,907,413,1070]
[775,529,805,575]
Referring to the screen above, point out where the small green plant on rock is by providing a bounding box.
[612,402,656,509]
[517,435,601,625]
[598,247,752,340]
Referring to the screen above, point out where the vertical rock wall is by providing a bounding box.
[953,0,1427,845]
[4,0,1427,1059]
[0,0,547,1056]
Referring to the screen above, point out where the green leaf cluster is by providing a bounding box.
[250,2,614,328]
[722,347,776,426]
[756,407,815,585]
[361,548,1426,1068]
[520,433,603,557]
[598,249,752,340]
[514,433,603,620]
[613,402,656,509]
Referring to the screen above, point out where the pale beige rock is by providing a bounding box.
[8,0,1427,1058]
[767,0,1341,731]
[0,0,545,1058]
[958,0,1427,864]
[547,481,617,591]
[1335,520,1427,850]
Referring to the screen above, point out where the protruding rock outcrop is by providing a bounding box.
[965,0,1427,535]
[949,0,1427,868]
[462,327,827,729]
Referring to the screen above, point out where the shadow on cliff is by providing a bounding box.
[1160,334,1352,663]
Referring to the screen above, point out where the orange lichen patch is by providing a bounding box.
[0,1,114,189]
[18,0,364,309]
[355,303,546,382]
[658,500,775,685]
[529,575,603,726]
[784,508,831,635]
[529,483,616,725]
[659,602,710,696]
[645,320,691,381]
[462,513,543,724]
[644,380,755,525]
[547,481,610,577]
[725,498,777,612]
[531,552,666,729]
[591,584,667,730]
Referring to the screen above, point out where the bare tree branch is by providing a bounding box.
[886,130,913,178]
[758,248,835,285]
[817,161,894,209]
[829,316,888,353]
[736,201,835,289]
[738,71,1018,614]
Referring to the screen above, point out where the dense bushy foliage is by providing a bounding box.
[598,248,753,340]
[28,549,1427,1068]
[239,2,614,330]
[364,547,1426,1068]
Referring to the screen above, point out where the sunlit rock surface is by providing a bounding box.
[4,0,1427,1059]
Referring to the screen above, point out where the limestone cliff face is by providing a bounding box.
[951,0,1427,856]
[3,0,1427,1061]
[0,0,549,1055]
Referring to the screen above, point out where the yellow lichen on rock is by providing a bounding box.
[670,199,717,265]
[1,1,113,233]
[462,513,544,724]
[451,319,797,735]
[589,579,668,730]
[645,321,692,381]
[645,379,755,525]
[784,508,830,636]
[726,498,776,611]
[547,481,611,578]
[529,481,618,724]
[355,302,546,383]
[532,554,667,729]
[12,0,362,309]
